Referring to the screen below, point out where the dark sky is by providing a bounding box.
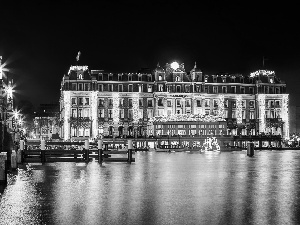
[1,1,300,108]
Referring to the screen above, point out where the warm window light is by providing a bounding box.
[171,62,179,70]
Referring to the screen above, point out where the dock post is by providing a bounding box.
[98,139,103,164]
[128,139,133,163]
[247,142,254,157]
[85,140,89,163]
[11,150,17,170]
[17,140,24,164]
[41,140,46,163]
[0,153,7,185]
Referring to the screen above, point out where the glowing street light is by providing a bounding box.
[171,61,179,70]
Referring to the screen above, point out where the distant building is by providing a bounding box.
[59,61,289,143]
[33,103,60,140]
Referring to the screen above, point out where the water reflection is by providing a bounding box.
[0,151,300,224]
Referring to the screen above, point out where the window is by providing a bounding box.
[147,99,153,107]
[99,74,103,80]
[176,85,181,92]
[109,74,113,81]
[197,100,201,107]
[205,99,210,107]
[118,74,122,81]
[120,109,124,119]
[176,76,180,82]
[224,100,229,108]
[240,87,245,94]
[78,109,83,117]
[249,100,255,108]
[99,109,104,118]
[139,99,143,107]
[129,99,133,107]
[85,129,90,137]
[176,99,181,107]
[148,75,152,81]
[84,83,89,91]
[159,74,163,81]
[71,109,77,117]
[78,73,83,80]
[242,100,246,108]
[158,98,163,106]
[129,84,133,92]
[84,108,90,117]
[128,109,133,120]
[269,100,274,108]
[118,84,123,92]
[119,99,124,107]
[139,84,143,92]
[249,87,254,94]
[147,109,153,118]
[78,128,84,137]
[275,100,280,107]
[232,101,236,108]
[108,98,113,106]
[232,111,236,118]
[72,83,77,90]
[148,85,152,92]
[213,76,217,83]
[78,98,83,105]
[167,100,172,107]
[128,74,132,81]
[222,86,227,93]
[185,85,190,92]
[213,86,218,93]
[108,109,113,119]
[71,98,76,105]
[158,84,163,92]
[138,75,142,81]
[78,83,83,91]
[242,110,246,119]
[204,86,209,93]
[99,99,104,107]
[250,111,255,119]
[275,87,280,94]
[213,99,218,107]
[231,86,236,93]
[84,98,89,105]
[186,99,191,107]
[222,77,226,83]
[108,84,113,92]
[98,84,103,92]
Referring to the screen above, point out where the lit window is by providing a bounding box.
[71,98,76,105]
[78,73,83,80]
[148,85,152,92]
[85,98,89,105]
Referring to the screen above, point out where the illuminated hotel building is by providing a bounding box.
[59,61,289,141]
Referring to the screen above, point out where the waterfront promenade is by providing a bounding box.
[1,150,300,225]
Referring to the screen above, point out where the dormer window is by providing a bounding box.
[148,75,152,82]
[78,73,83,80]
[138,75,142,81]
[205,77,208,82]
[240,77,244,83]
[213,76,217,83]
[118,74,122,81]
[109,74,113,81]
[99,74,103,80]
[222,77,226,83]
[159,74,163,81]
[269,76,274,83]
[176,76,181,82]
[231,77,235,82]
[129,74,132,81]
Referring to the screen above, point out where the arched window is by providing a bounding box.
[176,76,181,82]
[78,73,83,80]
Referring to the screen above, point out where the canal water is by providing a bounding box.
[1,150,300,225]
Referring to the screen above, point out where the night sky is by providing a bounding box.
[1,1,300,108]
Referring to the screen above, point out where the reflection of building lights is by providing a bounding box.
[113,93,119,124]
[132,93,139,123]
[0,56,2,79]
[217,95,224,118]
[91,92,98,138]
[171,61,179,70]
[63,91,71,140]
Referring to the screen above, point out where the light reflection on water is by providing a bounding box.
[0,151,300,225]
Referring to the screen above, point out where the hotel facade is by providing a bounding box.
[59,61,289,142]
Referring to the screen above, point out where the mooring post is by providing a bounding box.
[85,140,89,163]
[127,139,133,163]
[41,140,46,163]
[247,142,254,157]
[98,139,103,164]
[11,150,17,170]
[0,152,7,185]
[17,140,24,164]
